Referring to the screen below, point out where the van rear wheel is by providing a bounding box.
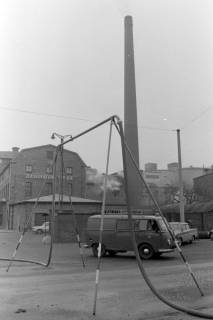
[138,244,154,260]
[92,243,106,257]
[107,250,117,257]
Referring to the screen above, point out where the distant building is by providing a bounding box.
[145,163,158,172]
[0,147,20,169]
[143,162,209,190]
[85,163,212,210]
[167,162,179,170]
[194,172,213,201]
[0,144,87,229]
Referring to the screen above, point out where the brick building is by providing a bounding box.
[0,145,87,229]
[194,172,213,201]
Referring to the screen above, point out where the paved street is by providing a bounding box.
[0,231,213,319]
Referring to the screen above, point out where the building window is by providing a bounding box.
[45,182,53,195]
[112,189,120,197]
[68,183,72,195]
[25,182,32,197]
[46,166,53,174]
[66,167,72,175]
[46,151,54,160]
[25,164,32,173]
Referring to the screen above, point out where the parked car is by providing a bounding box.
[198,230,211,239]
[87,214,175,260]
[169,222,198,246]
[32,222,49,234]
[209,229,213,239]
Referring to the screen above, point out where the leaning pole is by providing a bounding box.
[124,15,143,209]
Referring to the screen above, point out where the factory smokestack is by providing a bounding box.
[124,15,142,209]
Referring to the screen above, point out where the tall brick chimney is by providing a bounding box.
[124,16,143,209]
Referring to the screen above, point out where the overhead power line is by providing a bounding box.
[180,105,213,130]
[1,103,213,133]
[0,105,175,132]
[0,106,96,123]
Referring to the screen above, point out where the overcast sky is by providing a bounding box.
[1,0,213,172]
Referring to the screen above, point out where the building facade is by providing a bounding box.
[0,144,87,229]
[12,194,101,241]
[194,172,213,201]
[85,163,212,210]
[143,162,208,190]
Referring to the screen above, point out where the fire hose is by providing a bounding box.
[115,117,213,319]
[1,115,213,318]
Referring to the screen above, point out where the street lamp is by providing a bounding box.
[51,132,72,144]
[51,132,72,208]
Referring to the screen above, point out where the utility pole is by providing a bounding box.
[176,129,185,222]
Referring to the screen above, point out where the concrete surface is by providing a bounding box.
[0,231,213,319]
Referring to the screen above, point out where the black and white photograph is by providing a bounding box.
[0,1,213,319]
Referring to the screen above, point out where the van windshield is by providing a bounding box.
[157,219,168,232]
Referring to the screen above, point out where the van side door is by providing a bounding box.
[116,219,133,251]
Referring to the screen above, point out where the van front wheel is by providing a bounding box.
[92,243,106,257]
[138,244,154,260]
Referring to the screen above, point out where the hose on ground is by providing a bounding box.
[116,117,213,319]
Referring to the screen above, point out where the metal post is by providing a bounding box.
[177,129,185,222]
[60,138,64,209]
[93,120,113,315]
[7,160,12,229]
[51,133,72,209]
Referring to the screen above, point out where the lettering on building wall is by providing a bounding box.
[145,174,159,179]
[25,174,72,180]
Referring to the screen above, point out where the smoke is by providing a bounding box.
[116,170,124,178]
[101,176,121,192]
[86,168,122,193]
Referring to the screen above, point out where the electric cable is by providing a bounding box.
[1,102,213,134]
[0,105,97,123]
[114,117,213,319]
[180,105,213,131]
